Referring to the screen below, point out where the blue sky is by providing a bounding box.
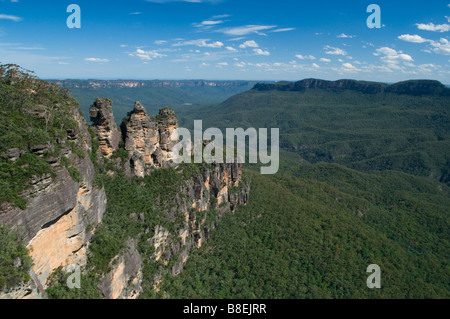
[1,0,450,82]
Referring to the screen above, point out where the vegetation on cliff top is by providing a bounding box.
[0,64,82,209]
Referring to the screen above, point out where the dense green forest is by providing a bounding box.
[176,87,450,184]
[161,165,449,298]
[158,80,450,299]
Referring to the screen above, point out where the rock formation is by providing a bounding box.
[90,98,121,158]
[93,101,250,299]
[121,102,178,177]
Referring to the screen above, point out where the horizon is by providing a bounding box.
[1,1,450,82]
[45,77,449,86]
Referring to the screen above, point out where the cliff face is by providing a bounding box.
[99,239,143,299]
[0,99,107,298]
[99,162,249,299]
[121,103,178,177]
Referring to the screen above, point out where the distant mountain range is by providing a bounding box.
[50,79,262,90]
[177,78,450,183]
[254,78,450,96]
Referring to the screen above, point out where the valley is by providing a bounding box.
[1,66,448,299]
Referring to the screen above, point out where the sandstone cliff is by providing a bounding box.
[0,94,107,298]
[98,161,250,299]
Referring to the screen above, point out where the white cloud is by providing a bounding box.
[193,20,225,28]
[430,38,450,55]
[342,62,357,70]
[270,28,295,33]
[0,14,22,22]
[239,40,259,48]
[253,48,270,56]
[85,58,110,63]
[397,34,450,55]
[173,39,223,48]
[312,63,320,68]
[228,37,246,42]
[375,47,397,56]
[295,54,316,60]
[398,34,431,43]
[202,41,224,48]
[200,20,224,26]
[130,48,167,60]
[320,58,331,63]
[374,47,413,71]
[217,25,276,36]
[416,23,450,32]
[154,40,168,45]
[324,45,347,55]
[337,33,355,38]
[225,46,237,51]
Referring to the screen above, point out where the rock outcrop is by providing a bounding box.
[121,103,178,177]
[90,98,121,158]
[99,239,143,299]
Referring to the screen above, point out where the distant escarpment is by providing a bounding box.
[254,78,450,96]
[0,65,250,300]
